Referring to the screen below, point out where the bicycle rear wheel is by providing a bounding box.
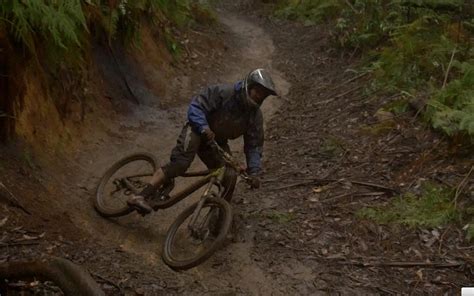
[95,153,157,217]
[162,196,232,270]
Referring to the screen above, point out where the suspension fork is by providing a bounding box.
[187,176,218,235]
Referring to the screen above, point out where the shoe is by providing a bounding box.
[127,195,153,214]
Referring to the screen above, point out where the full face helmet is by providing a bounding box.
[243,68,277,106]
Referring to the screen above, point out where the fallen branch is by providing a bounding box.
[0,182,31,215]
[311,97,338,108]
[0,241,40,248]
[339,260,465,268]
[0,256,104,296]
[324,84,363,102]
[321,191,386,203]
[314,79,366,108]
[344,0,359,14]
[442,47,457,89]
[347,180,399,194]
[328,72,368,92]
[400,1,464,13]
[270,178,399,194]
[91,271,122,294]
[453,165,473,207]
[271,180,319,191]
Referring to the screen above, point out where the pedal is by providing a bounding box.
[149,193,171,208]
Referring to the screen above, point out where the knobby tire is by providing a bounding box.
[162,196,232,270]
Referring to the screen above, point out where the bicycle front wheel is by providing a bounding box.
[162,196,232,270]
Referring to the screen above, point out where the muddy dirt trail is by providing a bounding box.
[43,7,293,296]
[3,1,472,295]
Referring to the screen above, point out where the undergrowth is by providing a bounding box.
[0,0,215,63]
[426,60,474,139]
[266,210,295,224]
[274,0,474,142]
[0,0,216,138]
[357,182,473,240]
[0,0,87,52]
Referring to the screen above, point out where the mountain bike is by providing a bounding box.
[94,142,256,270]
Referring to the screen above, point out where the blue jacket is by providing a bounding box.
[187,81,263,174]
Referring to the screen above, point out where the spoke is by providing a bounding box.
[109,188,123,198]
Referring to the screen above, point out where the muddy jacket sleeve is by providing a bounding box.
[187,85,226,134]
[244,110,264,175]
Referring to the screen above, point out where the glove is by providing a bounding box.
[201,127,215,141]
[248,175,260,189]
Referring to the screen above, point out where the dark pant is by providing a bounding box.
[161,123,229,178]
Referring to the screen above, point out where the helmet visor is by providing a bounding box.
[246,69,277,96]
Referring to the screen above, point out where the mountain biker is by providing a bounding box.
[127,68,278,214]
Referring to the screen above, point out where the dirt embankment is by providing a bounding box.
[1,3,292,295]
[1,1,472,295]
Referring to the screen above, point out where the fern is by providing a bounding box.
[0,0,86,52]
[275,0,343,24]
[89,0,195,46]
[427,61,474,137]
[274,0,473,142]
[0,0,202,55]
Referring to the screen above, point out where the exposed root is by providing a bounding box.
[0,256,104,296]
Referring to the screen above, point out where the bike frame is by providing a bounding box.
[153,167,226,209]
[121,141,246,211]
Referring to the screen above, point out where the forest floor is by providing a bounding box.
[0,1,472,295]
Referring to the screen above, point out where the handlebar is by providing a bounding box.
[208,140,251,182]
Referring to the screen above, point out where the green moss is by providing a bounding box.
[319,136,346,157]
[357,182,472,230]
[383,99,410,115]
[267,210,295,224]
